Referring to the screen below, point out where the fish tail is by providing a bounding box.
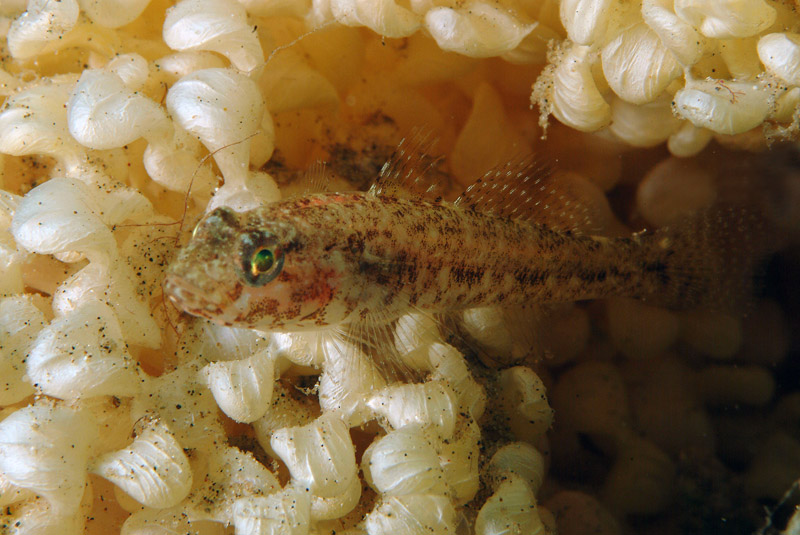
[638,206,772,311]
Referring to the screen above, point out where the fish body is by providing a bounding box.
[165,189,681,332]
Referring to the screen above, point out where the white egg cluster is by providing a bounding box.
[0,0,796,534]
[531,0,800,154]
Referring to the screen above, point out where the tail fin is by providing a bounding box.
[639,206,774,312]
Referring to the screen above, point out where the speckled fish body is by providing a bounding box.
[165,190,675,331]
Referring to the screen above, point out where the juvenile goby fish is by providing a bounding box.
[164,149,756,334]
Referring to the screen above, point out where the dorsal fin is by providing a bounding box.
[454,155,596,233]
[367,129,446,201]
[304,160,330,194]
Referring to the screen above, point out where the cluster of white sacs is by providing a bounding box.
[534,0,800,154]
[0,0,565,533]
[0,0,795,533]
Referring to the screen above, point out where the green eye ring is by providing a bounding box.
[239,231,284,286]
[250,247,275,277]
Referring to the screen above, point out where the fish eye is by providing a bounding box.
[239,231,284,286]
[250,247,275,277]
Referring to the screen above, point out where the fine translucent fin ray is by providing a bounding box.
[337,315,425,384]
[454,155,596,233]
[304,160,331,194]
[367,128,446,201]
[447,304,550,368]
[638,205,775,313]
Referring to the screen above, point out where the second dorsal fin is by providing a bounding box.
[454,155,596,233]
[367,129,446,201]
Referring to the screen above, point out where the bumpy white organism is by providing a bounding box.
[330,0,420,38]
[424,2,535,58]
[758,33,800,86]
[673,78,775,135]
[362,426,448,496]
[202,348,275,423]
[26,300,144,399]
[496,366,555,443]
[166,67,279,211]
[601,23,682,105]
[0,403,97,514]
[163,0,265,74]
[90,420,192,508]
[0,81,86,172]
[0,296,45,405]
[367,381,458,439]
[270,414,358,499]
[550,44,612,132]
[78,0,152,28]
[7,0,80,59]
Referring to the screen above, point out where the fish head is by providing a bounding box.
[165,204,359,330]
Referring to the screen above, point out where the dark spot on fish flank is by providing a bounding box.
[382,229,393,239]
[450,263,484,286]
[347,234,365,255]
[596,270,607,282]
[643,260,671,285]
[514,268,547,286]
[411,222,426,234]
[365,228,379,240]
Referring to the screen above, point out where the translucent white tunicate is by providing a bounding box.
[330,0,420,38]
[27,300,144,399]
[601,23,682,105]
[365,494,457,535]
[475,475,546,535]
[367,381,458,439]
[77,0,151,28]
[233,488,310,535]
[203,348,275,423]
[436,418,481,505]
[7,0,79,59]
[0,473,33,507]
[496,367,554,443]
[425,2,535,58]
[609,96,682,147]
[258,50,340,115]
[53,258,162,349]
[0,403,97,514]
[487,442,546,494]
[758,33,800,86]
[90,420,192,508]
[186,444,281,522]
[133,363,226,450]
[2,496,88,535]
[12,176,151,261]
[551,44,612,132]
[560,0,617,45]
[674,0,776,39]
[0,296,45,405]
[163,0,265,74]
[105,53,150,89]
[68,69,169,150]
[309,473,361,521]
[318,337,388,426]
[270,414,357,498]
[428,343,486,419]
[667,121,714,157]
[154,51,228,82]
[362,426,448,496]
[642,0,708,66]
[673,79,774,135]
[166,68,264,186]
[0,81,85,170]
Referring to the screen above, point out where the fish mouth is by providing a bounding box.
[163,274,226,319]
